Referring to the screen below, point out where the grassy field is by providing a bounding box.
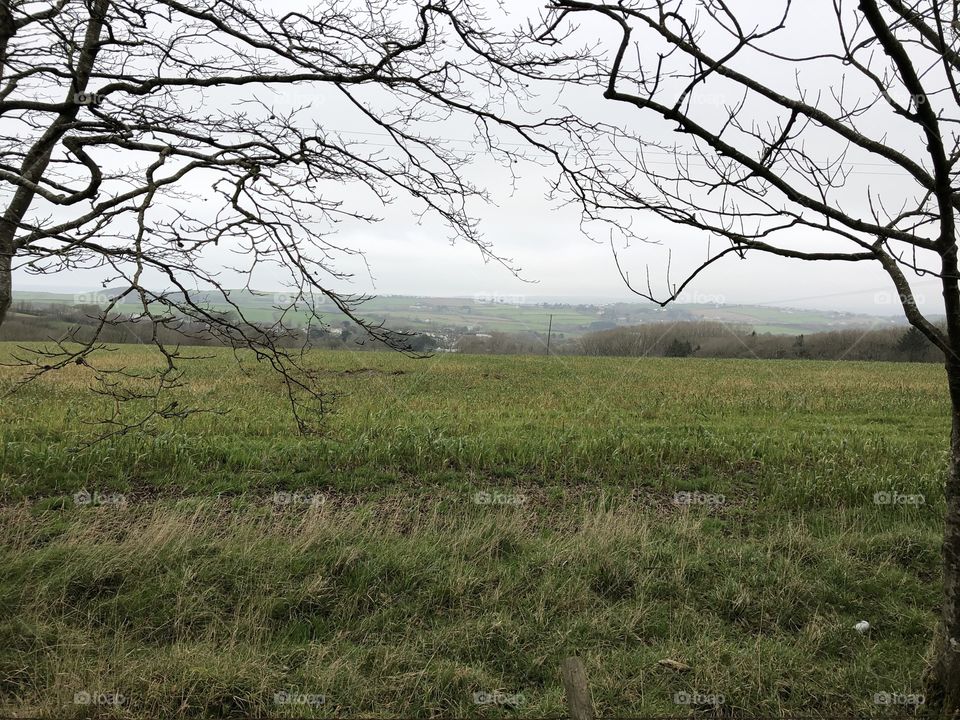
[0,344,949,718]
[11,290,899,337]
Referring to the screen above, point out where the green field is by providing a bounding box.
[11,289,900,337]
[0,344,949,717]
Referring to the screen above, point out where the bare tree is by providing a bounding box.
[505,0,960,715]
[0,0,567,434]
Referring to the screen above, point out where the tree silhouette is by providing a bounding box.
[514,0,960,713]
[0,0,577,435]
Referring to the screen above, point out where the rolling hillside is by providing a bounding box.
[11,289,906,337]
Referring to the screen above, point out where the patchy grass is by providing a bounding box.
[0,345,949,717]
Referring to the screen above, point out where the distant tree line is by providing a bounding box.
[576,322,942,363]
[1,302,439,353]
[453,321,941,362]
[2,302,939,363]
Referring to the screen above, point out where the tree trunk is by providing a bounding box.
[0,0,109,333]
[926,360,960,719]
[0,241,9,328]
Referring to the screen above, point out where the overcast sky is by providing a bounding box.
[11,0,948,317]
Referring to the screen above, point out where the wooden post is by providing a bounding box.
[546,313,553,354]
[560,656,594,720]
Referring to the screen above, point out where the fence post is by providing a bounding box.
[561,656,595,720]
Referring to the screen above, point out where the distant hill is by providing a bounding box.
[11,289,907,337]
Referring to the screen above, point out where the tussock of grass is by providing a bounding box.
[1,491,941,717]
[0,347,947,716]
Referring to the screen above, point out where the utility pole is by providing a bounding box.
[546,313,553,355]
